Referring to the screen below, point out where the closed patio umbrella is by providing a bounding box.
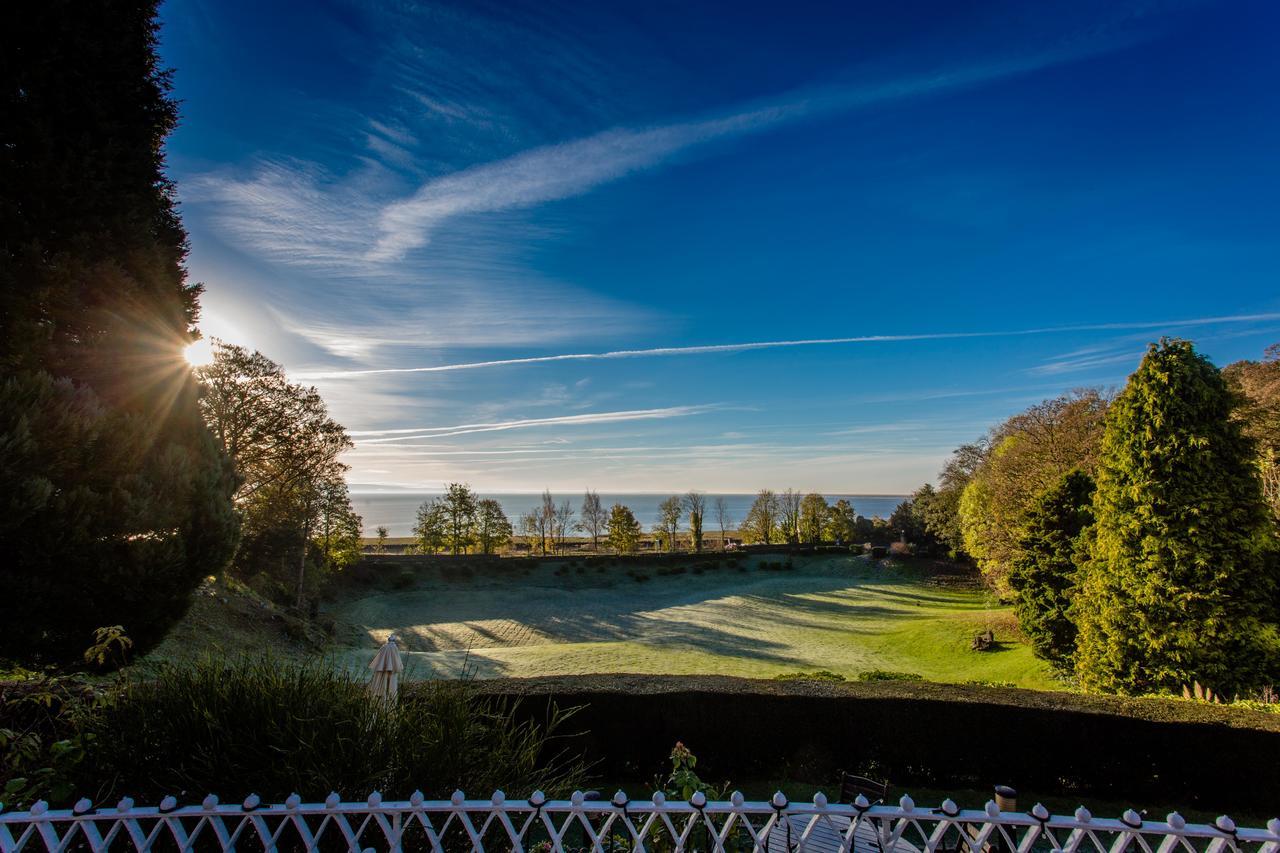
[368,634,403,704]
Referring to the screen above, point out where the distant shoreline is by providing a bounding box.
[351,492,910,538]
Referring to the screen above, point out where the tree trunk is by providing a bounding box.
[295,516,311,610]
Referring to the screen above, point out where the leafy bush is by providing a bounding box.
[856,670,923,682]
[653,741,728,801]
[773,671,846,682]
[70,657,586,804]
[1,674,97,807]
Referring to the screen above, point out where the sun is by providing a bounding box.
[183,338,215,368]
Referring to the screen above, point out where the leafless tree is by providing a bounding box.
[713,496,732,550]
[578,489,607,551]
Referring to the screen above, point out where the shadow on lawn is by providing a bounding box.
[343,557,996,670]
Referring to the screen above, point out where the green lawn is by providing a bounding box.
[330,555,1059,689]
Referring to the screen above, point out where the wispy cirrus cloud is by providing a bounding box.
[188,4,1179,364]
[366,36,1163,264]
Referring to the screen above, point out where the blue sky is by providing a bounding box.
[161,0,1280,493]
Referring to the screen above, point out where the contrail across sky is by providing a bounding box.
[292,312,1280,380]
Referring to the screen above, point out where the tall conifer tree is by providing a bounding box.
[0,2,238,665]
[1074,340,1279,695]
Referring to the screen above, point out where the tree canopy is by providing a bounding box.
[1074,340,1279,696]
[196,342,357,606]
[959,390,1109,595]
[0,1,239,666]
[741,490,780,544]
[1224,344,1280,522]
[1008,469,1094,673]
[606,504,642,554]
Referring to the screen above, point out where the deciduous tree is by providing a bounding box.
[684,492,706,552]
[554,500,575,553]
[741,490,781,545]
[578,490,607,551]
[607,504,642,554]
[713,497,732,550]
[657,496,682,552]
[413,499,447,555]
[1224,344,1280,523]
[197,343,355,607]
[475,499,513,555]
[441,483,478,555]
[799,493,829,544]
[824,499,857,544]
[959,390,1109,595]
[779,489,803,544]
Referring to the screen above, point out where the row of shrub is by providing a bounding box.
[1,658,585,809]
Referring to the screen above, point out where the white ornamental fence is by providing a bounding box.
[2,789,1278,853]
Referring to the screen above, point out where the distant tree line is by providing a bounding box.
[896,339,1280,698]
[406,486,904,558]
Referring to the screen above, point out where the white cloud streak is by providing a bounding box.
[293,312,1280,379]
[351,405,718,442]
[366,39,1150,264]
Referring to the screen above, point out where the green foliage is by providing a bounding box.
[0,375,239,667]
[73,657,586,803]
[1223,344,1280,522]
[442,483,478,555]
[920,443,989,559]
[414,498,448,554]
[856,670,924,682]
[1008,469,1094,673]
[741,489,780,544]
[684,492,706,553]
[656,496,682,552]
[824,499,858,544]
[654,741,728,801]
[0,674,98,808]
[1075,340,1280,696]
[197,342,357,606]
[83,627,134,671]
[475,498,513,555]
[959,391,1109,596]
[891,490,938,550]
[799,493,829,544]
[607,504,642,554]
[1,3,242,663]
[773,670,846,682]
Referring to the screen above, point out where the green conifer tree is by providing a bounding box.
[0,1,239,666]
[1009,469,1094,673]
[1074,340,1280,695]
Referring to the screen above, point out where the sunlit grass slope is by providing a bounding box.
[331,555,1059,689]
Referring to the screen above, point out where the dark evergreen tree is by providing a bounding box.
[1074,340,1280,695]
[0,2,239,666]
[1008,469,1094,673]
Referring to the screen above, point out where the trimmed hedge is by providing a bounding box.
[464,674,1280,812]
